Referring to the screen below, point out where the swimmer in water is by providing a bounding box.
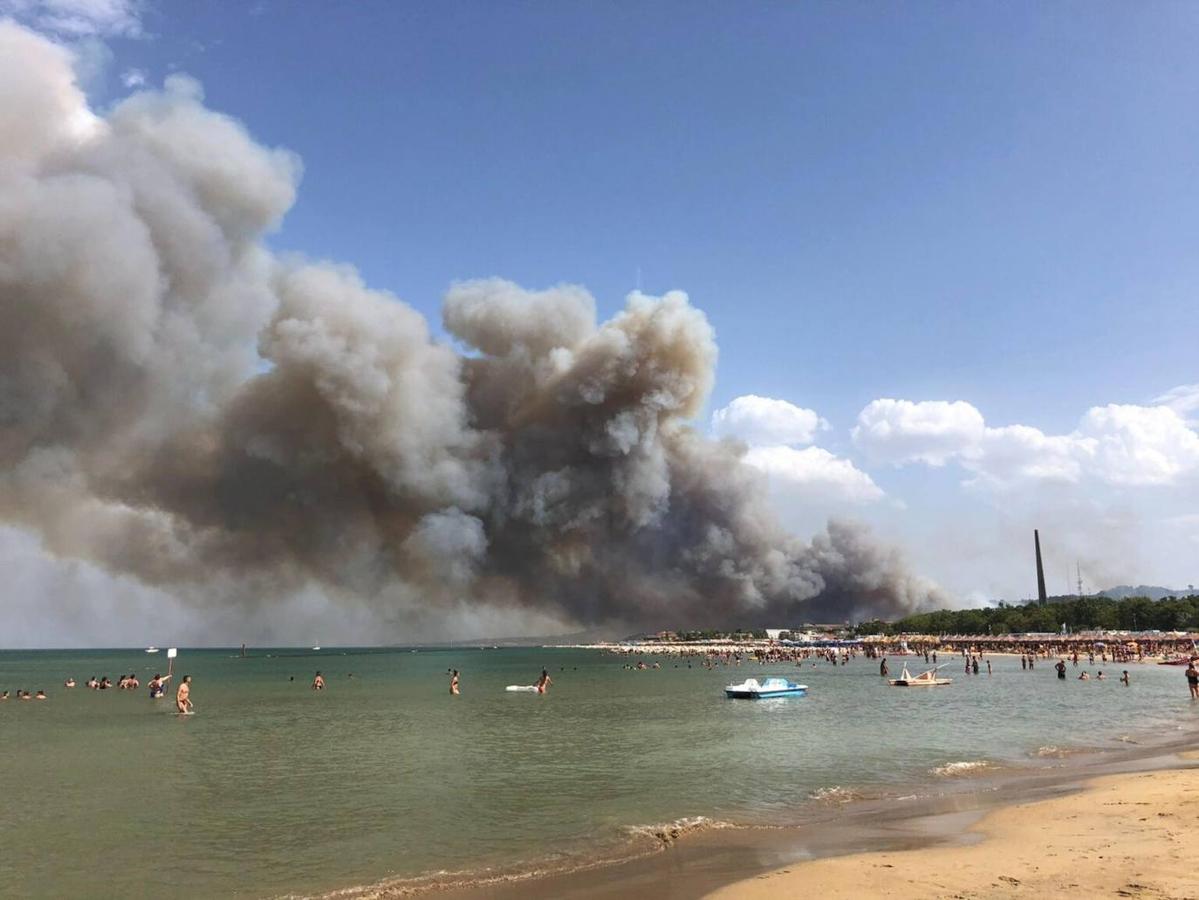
[312,671,325,691]
[536,669,552,694]
[64,678,76,688]
[1120,671,1130,686]
[35,690,46,700]
[450,669,460,695]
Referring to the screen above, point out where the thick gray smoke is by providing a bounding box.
[0,21,942,638]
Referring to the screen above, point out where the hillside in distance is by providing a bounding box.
[1099,585,1192,601]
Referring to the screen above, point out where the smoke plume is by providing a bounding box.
[0,21,942,637]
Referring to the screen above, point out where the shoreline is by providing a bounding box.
[305,723,1199,900]
[708,752,1199,900]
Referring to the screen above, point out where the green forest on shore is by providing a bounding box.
[857,593,1199,636]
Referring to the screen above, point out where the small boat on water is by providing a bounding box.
[889,664,952,687]
[144,646,159,654]
[724,676,808,699]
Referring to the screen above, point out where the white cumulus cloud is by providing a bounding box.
[710,395,881,507]
[743,445,884,504]
[711,394,827,446]
[851,394,1199,490]
[1,0,144,38]
[119,66,145,87]
[1080,404,1199,486]
[852,398,985,466]
[1153,383,1199,425]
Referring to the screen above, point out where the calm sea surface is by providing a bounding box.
[0,646,1194,898]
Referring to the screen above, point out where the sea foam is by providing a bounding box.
[931,760,995,777]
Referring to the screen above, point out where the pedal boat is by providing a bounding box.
[888,664,952,686]
[724,676,808,699]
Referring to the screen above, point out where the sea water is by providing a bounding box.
[0,647,1192,898]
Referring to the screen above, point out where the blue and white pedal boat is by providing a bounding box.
[724,676,808,699]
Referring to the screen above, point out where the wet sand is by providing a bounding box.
[328,737,1199,900]
[709,759,1199,900]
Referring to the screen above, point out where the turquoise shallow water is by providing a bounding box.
[0,647,1194,898]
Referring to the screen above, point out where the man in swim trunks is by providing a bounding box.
[176,675,193,713]
[1055,659,1067,679]
[1186,661,1199,700]
[536,669,552,694]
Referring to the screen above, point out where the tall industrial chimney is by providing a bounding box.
[1034,529,1048,605]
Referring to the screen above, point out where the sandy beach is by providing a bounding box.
[708,760,1199,900]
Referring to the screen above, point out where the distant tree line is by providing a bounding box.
[673,628,770,641]
[856,593,1199,636]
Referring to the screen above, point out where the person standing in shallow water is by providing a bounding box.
[536,669,552,694]
[312,671,325,691]
[1186,661,1199,700]
[1055,659,1067,680]
[879,658,889,677]
[175,675,193,714]
[450,670,460,695]
[148,673,170,699]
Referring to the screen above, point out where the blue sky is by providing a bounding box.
[92,1,1197,426]
[3,0,1198,632]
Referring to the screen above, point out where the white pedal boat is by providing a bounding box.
[724,676,808,699]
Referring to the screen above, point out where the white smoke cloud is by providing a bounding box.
[119,65,145,87]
